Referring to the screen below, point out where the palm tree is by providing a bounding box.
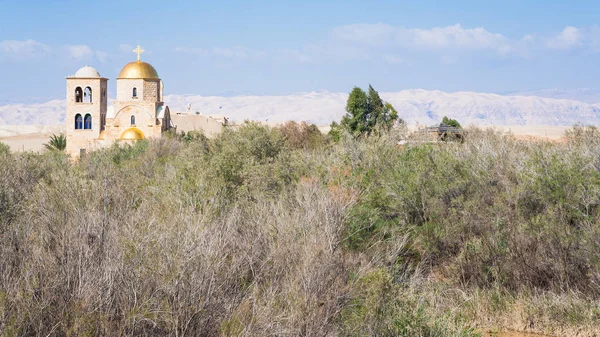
[44,133,67,151]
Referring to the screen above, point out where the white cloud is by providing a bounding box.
[175,23,600,66]
[332,23,512,54]
[0,39,50,58]
[66,45,93,59]
[547,26,582,49]
[330,23,397,46]
[521,34,536,43]
[411,24,511,53]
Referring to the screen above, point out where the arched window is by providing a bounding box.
[75,114,83,129]
[132,87,137,98]
[130,115,135,125]
[75,87,83,103]
[84,114,92,129]
[84,87,92,103]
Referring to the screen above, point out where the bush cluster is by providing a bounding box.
[1,123,599,335]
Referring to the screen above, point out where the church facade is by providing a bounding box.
[65,46,172,157]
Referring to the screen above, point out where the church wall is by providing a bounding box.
[116,79,161,103]
[105,101,162,140]
[116,79,144,102]
[142,80,159,102]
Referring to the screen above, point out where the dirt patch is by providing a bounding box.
[0,133,52,152]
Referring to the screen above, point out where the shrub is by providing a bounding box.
[1,124,600,335]
[442,116,462,128]
[275,120,326,150]
[0,142,9,156]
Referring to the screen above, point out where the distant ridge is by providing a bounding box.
[2,90,600,126]
[506,88,600,104]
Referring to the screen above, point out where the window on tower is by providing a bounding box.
[75,114,83,129]
[75,87,83,103]
[130,115,135,126]
[84,114,92,129]
[84,87,93,103]
[132,87,138,99]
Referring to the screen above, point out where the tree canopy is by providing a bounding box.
[442,116,461,128]
[44,133,67,151]
[335,85,401,137]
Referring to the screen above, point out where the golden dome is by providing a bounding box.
[118,61,159,79]
[120,128,145,140]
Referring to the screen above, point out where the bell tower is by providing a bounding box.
[65,66,108,156]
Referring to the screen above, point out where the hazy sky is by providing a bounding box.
[1,0,599,101]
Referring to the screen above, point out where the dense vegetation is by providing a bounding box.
[1,123,600,336]
[442,116,462,128]
[329,85,400,140]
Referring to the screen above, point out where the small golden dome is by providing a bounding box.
[117,61,159,79]
[120,128,145,140]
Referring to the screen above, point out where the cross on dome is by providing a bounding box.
[133,45,145,61]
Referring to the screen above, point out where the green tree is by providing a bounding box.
[44,133,67,151]
[328,121,342,142]
[340,85,400,137]
[442,116,461,128]
[0,142,9,155]
[341,87,370,135]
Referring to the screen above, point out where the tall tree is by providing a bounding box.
[337,85,400,137]
[341,87,369,135]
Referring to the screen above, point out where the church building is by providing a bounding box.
[65,46,172,156]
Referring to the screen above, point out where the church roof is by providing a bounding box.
[118,61,159,79]
[121,128,145,140]
[72,66,101,78]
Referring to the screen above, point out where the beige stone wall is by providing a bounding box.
[65,78,108,156]
[116,79,160,103]
[142,80,159,102]
[170,114,225,138]
[105,101,162,139]
[116,79,144,102]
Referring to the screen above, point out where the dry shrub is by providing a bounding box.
[2,124,600,336]
[275,121,327,150]
[0,128,358,336]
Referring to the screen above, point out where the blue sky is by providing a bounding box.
[0,0,599,101]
